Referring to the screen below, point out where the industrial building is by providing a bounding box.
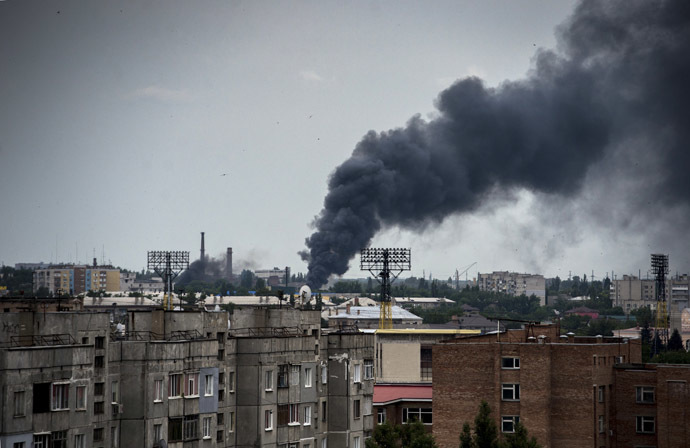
[477,272,546,306]
[0,307,374,448]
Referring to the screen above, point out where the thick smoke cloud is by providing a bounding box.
[303,0,690,288]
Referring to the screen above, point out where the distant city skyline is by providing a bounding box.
[1,0,688,282]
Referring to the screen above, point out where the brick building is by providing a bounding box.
[432,325,642,448]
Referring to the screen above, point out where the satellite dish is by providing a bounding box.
[158,440,168,448]
[299,285,312,303]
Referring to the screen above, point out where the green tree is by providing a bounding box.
[502,423,540,448]
[366,420,437,448]
[668,329,684,351]
[366,422,398,448]
[473,401,499,448]
[459,422,473,448]
[240,270,254,289]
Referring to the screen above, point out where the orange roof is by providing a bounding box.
[373,384,432,405]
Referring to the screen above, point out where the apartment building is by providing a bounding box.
[32,265,120,295]
[477,272,546,306]
[610,275,656,313]
[432,325,642,448]
[0,307,374,448]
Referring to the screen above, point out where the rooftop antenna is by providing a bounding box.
[360,248,411,329]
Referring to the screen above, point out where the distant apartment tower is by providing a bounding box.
[32,265,120,295]
[477,271,546,306]
[254,267,289,287]
[610,275,656,314]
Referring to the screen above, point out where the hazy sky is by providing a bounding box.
[1,0,685,282]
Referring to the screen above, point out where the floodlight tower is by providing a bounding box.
[651,253,669,354]
[360,248,411,329]
[147,251,190,310]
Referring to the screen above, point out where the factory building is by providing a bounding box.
[0,307,374,448]
[477,272,546,306]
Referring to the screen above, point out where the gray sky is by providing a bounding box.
[1,0,683,282]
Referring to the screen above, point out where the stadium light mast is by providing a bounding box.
[147,251,190,311]
[651,253,669,355]
[360,248,411,329]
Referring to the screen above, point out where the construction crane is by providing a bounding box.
[455,262,477,289]
[360,248,411,329]
[651,254,669,355]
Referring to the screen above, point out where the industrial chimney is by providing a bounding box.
[226,247,233,280]
[200,232,205,262]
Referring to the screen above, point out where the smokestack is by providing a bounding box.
[200,232,205,262]
[285,266,290,287]
[226,247,233,280]
[302,0,690,289]
[93,257,97,267]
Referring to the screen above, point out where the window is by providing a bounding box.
[321,366,328,384]
[76,385,87,410]
[95,382,104,396]
[598,415,605,433]
[183,415,199,440]
[110,425,118,448]
[402,408,432,424]
[354,436,361,448]
[278,404,289,426]
[185,372,199,397]
[217,412,224,425]
[205,374,214,396]
[291,365,301,386]
[265,370,273,391]
[94,401,105,414]
[305,368,313,387]
[354,364,362,383]
[377,408,387,424]
[265,409,274,430]
[94,427,104,442]
[169,418,183,442]
[33,382,51,413]
[95,355,105,368]
[501,357,520,369]
[354,399,361,419]
[304,405,312,425]
[13,390,25,416]
[218,389,225,402]
[154,424,162,442]
[364,359,374,380]
[322,401,327,421]
[502,383,520,401]
[636,416,655,434]
[13,442,25,448]
[74,434,85,448]
[52,383,69,410]
[95,336,105,349]
[502,416,520,433]
[278,365,289,387]
[169,373,182,398]
[228,372,235,392]
[420,347,433,380]
[203,416,212,439]
[229,411,235,432]
[636,386,655,404]
[33,435,50,448]
[111,381,119,403]
[52,431,67,448]
[322,437,328,448]
[216,430,224,443]
[219,372,225,387]
[598,385,605,403]
[154,379,163,402]
[290,403,300,424]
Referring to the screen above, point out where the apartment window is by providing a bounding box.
[218,389,225,402]
[169,418,183,442]
[74,434,85,448]
[205,374,214,396]
[13,442,25,448]
[354,364,362,383]
[598,415,605,433]
[33,382,51,413]
[111,381,119,403]
[265,409,274,430]
[278,404,289,426]
[322,401,327,421]
[154,423,162,442]
[110,425,118,448]
[52,431,67,448]
[13,390,25,416]
[420,347,432,380]
[636,386,655,404]
[203,416,212,439]
[76,385,87,410]
[265,370,273,391]
[279,365,289,387]
[33,435,50,448]
[501,416,520,433]
[290,403,300,424]
[354,436,361,448]
[291,365,301,386]
[154,379,164,402]
[216,430,224,443]
[169,373,182,398]
[502,383,520,401]
[402,408,432,424]
[94,401,105,414]
[377,408,387,424]
[228,372,235,392]
[185,372,199,397]
[216,412,224,425]
[95,336,105,349]
[52,383,70,410]
[219,372,225,387]
[322,437,328,448]
[354,399,361,419]
[598,385,605,403]
[229,411,235,432]
[183,415,199,440]
[95,355,105,368]
[364,359,374,380]
[501,357,520,369]
[321,366,328,384]
[95,382,104,396]
[304,405,312,425]
[94,427,104,442]
[636,416,655,434]
[305,368,313,388]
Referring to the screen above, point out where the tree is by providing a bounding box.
[460,402,541,448]
[240,270,254,289]
[366,420,437,448]
[502,423,540,448]
[460,422,473,448]
[473,401,499,448]
[668,328,684,351]
[366,422,398,448]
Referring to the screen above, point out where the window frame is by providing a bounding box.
[377,407,386,424]
[289,403,300,425]
[364,359,374,380]
[354,364,362,383]
[304,405,312,426]
[13,390,25,417]
[51,382,70,411]
[265,370,274,392]
[305,367,313,388]
[402,407,432,425]
[154,379,164,402]
[278,365,289,388]
[636,416,655,434]
[76,385,87,410]
[265,409,274,431]
[169,373,182,398]
[202,416,212,439]
[636,386,655,404]
[501,383,520,401]
[501,415,520,433]
[321,366,328,384]
[185,372,200,397]
[205,374,214,397]
[501,357,520,370]
[353,399,361,419]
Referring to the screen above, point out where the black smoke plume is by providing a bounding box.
[303,0,690,288]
